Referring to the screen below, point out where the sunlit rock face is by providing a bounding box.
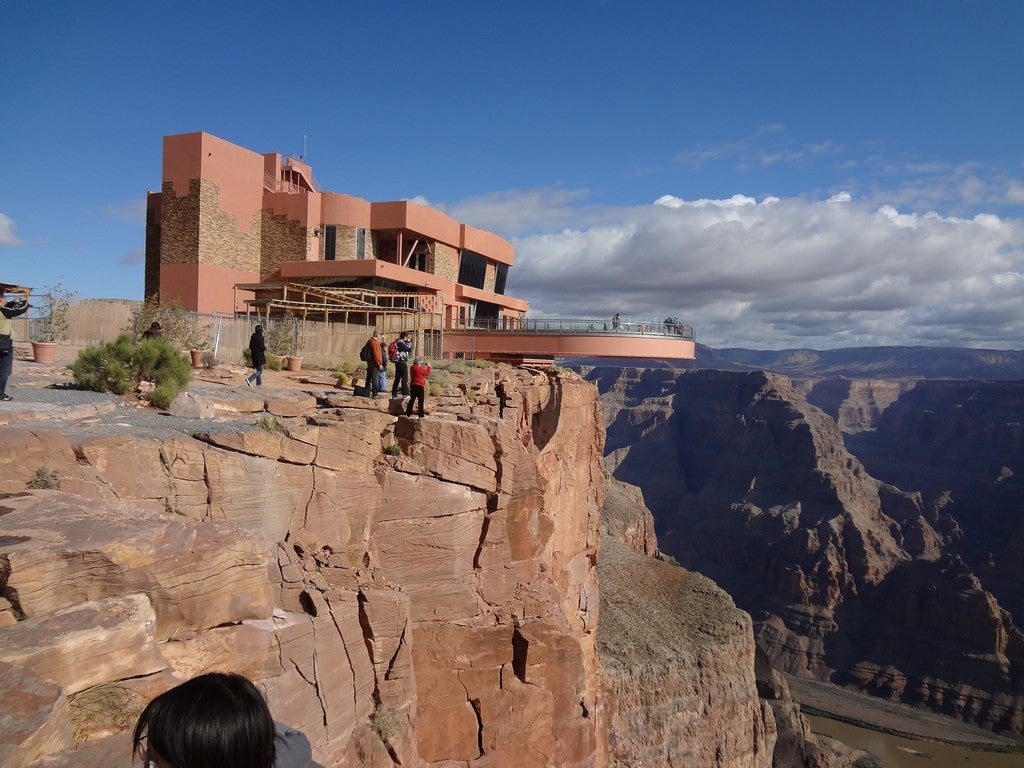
[0,368,606,768]
[587,366,1024,738]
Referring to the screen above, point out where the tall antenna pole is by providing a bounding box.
[303,134,307,160]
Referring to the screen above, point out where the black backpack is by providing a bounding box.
[360,340,373,362]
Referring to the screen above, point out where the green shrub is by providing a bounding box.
[70,334,191,406]
[439,359,471,374]
[430,369,456,386]
[150,381,181,409]
[27,467,61,490]
[243,348,282,370]
[384,442,401,456]
[427,382,443,397]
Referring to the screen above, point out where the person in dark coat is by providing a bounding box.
[391,330,413,399]
[132,672,324,768]
[141,321,163,339]
[246,325,267,387]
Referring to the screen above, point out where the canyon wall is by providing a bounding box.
[586,366,1024,738]
[0,369,604,768]
[0,366,824,768]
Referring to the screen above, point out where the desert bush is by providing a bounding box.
[370,702,401,745]
[255,415,285,434]
[265,316,301,357]
[427,382,443,397]
[26,467,61,490]
[429,368,456,386]
[71,334,191,405]
[384,442,401,456]
[69,682,147,744]
[438,359,471,374]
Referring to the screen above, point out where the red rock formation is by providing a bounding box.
[0,369,607,767]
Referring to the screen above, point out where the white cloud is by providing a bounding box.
[0,213,22,247]
[450,188,1024,350]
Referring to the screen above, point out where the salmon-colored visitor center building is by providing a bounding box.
[146,131,695,363]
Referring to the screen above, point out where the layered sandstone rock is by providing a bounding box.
[0,368,605,768]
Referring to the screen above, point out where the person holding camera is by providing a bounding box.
[0,292,31,401]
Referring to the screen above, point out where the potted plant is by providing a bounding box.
[267,316,303,371]
[31,282,76,363]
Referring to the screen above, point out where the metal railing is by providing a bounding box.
[448,317,694,340]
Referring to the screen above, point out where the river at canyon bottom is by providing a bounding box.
[808,715,1024,768]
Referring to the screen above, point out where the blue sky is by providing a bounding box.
[2,0,1023,349]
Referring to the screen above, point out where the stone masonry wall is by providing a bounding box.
[159,180,262,272]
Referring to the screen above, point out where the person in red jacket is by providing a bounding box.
[405,356,431,417]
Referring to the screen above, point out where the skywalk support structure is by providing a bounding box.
[145,132,695,364]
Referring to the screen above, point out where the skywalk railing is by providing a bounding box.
[448,318,694,340]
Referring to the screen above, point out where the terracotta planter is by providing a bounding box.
[31,341,58,363]
[189,349,204,367]
[285,355,303,372]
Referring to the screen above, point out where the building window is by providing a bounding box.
[356,228,366,260]
[411,251,428,272]
[458,250,487,289]
[324,225,337,261]
[494,264,508,295]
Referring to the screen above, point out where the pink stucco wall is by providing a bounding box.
[370,201,462,246]
[321,193,372,227]
[161,262,258,313]
[461,224,514,265]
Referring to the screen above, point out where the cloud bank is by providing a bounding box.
[442,190,1024,350]
[0,213,22,247]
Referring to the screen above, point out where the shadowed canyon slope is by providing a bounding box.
[583,365,1024,738]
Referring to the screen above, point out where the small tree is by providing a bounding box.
[131,295,210,351]
[33,282,76,343]
[266,315,301,357]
